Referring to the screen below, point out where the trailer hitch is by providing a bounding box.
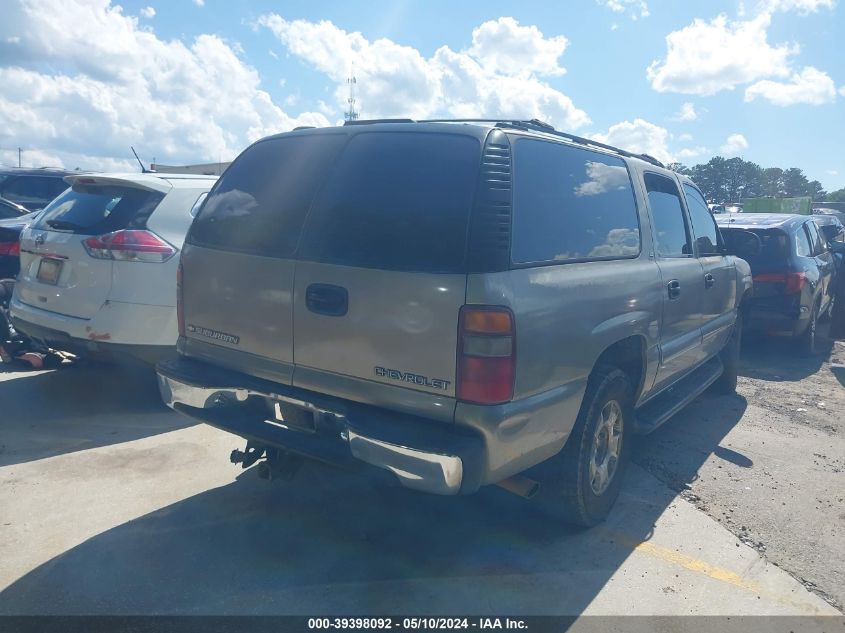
[230,441,264,469]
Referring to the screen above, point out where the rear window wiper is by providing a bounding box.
[45,219,86,231]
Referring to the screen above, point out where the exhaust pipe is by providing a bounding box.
[496,474,540,499]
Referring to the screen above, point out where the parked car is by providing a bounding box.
[156,119,752,527]
[708,203,726,214]
[812,209,845,242]
[0,168,80,212]
[9,172,216,363]
[0,211,37,278]
[716,213,835,353]
[0,197,29,220]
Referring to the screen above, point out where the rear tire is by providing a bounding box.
[798,300,820,356]
[711,310,741,394]
[531,366,632,528]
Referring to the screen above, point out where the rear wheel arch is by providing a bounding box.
[590,335,646,402]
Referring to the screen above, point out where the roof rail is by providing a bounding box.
[419,118,666,168]
[340,117,665,167]
[343,118,415,126]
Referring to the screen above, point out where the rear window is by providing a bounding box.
[723,228,789,271]
[297,132,480,272]
[189,134,347,257]
[1,176,68,205]
[32,185,165,235]
[511,139,640,265]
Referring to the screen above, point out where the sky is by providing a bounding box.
[0,0,843,191]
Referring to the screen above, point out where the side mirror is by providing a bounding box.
[830,241,845,255]
[723,230,762,259]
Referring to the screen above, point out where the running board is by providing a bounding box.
[633,356,724,435]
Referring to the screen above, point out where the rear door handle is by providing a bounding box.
[306,284,348,317]
[667,280,681,299]
[704,273,715,288]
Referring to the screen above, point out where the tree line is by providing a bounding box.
[667,156,845,205]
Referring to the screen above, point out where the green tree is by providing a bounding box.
[762,168,785,197]
[781,168,810,197]
[827,188,845,202]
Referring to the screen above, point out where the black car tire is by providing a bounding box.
[711,310,741,394]
[531,366,632,528]
[798,299,820,356]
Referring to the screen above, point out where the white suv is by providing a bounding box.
[10,172,216,363]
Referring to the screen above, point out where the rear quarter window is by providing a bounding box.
[510,139,640,265]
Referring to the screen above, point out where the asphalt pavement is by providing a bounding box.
[0,349,841,616]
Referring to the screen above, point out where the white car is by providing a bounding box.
[10,172,216,363]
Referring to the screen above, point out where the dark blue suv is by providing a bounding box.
[717,213,836,354]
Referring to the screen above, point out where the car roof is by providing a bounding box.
[0,167,87,177]
[811,213,843,226]
[715,213,809,232]
[64,172,217,193]
[266,119,669,173]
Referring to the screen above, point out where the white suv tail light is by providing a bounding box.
[82,230,176,263]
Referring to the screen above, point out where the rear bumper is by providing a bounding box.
[745,303,810,336]
[9,295,177,353]
[156,356,485,495]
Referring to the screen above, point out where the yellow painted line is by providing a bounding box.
[599,527,832,614]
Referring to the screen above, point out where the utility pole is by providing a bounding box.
[18,148,22,168]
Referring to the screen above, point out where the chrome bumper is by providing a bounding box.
[157,373,464,495]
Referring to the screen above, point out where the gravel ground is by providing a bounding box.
[633,324,845,611]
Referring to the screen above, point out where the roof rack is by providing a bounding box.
[421,118,666,168]
[343,118,415,126]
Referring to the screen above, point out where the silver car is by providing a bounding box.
[157,120,752,526]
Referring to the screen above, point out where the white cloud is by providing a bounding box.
[677,146,709,160]
[596,0,650,19]
[720,133,749,155]
[592,118,673,164]
[745,66,837,105]
[838,85,845,96]
[268,49,278,59]
[673,102,699,121]
[139,6,155,19]
[257,15,590,130]
[677,133,694,142]
[468,17,568,77]
[0,0,327,170]
[193,0,204,6]
[647,14,797,95]
[758,0,835,14]
[827,170,839,176]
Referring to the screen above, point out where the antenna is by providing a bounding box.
[344,65,359,122]
[130,146,149,173]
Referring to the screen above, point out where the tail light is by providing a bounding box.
[176,259,185,337]
[753,272,806,295]
[82,230,176,263]
[0,241,20,257]
[457,306,515,405]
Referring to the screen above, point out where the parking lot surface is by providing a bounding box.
[0,335,843,616]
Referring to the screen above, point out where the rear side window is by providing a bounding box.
[510,139,640,264]
[806,221,826,255]
[683,184,721,256]
[298,133,480,272]
[795,227,812,257]
[32,185,165,235]
[190,134,347,257]
[646,173,691,258]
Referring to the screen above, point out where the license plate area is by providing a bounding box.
[265,399,316,433]
[37,258,63,285]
